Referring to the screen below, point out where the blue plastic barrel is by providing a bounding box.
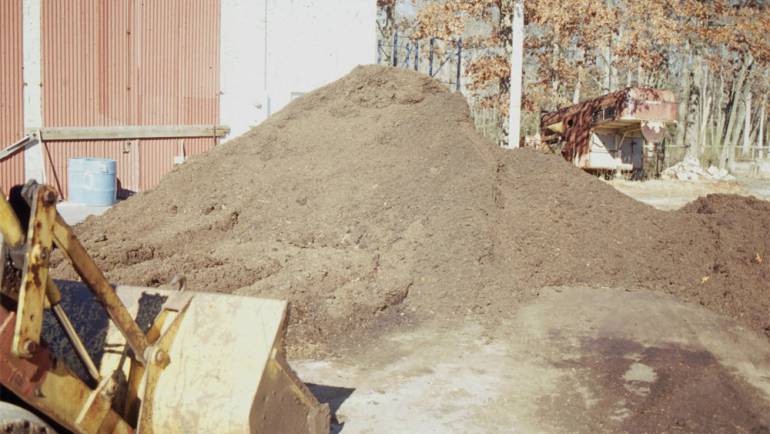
[67,158,117,206]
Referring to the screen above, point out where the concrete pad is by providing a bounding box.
[56,201,110,225]
[608,178,770,210]
[295,287,770,433]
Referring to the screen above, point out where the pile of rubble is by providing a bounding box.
[661,156,736,181]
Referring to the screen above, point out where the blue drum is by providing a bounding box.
[67,158,117,206]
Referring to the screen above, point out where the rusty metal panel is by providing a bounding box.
[41,0,220,197]
[137,137,217,191]
[185,137,218,158]
[134,0,220,125]
[42,0,133,128]
[41,0,135,197]
[138,139,176,191]
[622,88,677,122]
[540,88,677,165]
[135,0,220,190]
[0,0,25,196]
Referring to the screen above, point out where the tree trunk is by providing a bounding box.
[677,54,693,155]
[696,62,710,157]
[720,56,753,169]
[550,42,561,108]
[713,73,725,155]
[759,95,767,159]
[603,44,612,92]
[726,83,751,171]
[699,95,712,159]
[377,3,396,65]
[742,88,752,157]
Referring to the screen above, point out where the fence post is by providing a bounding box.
[507,0,525,149]
[429,38,435,76]
[456,38,462,91]
[392,31,398,67]
[414,41,419,71]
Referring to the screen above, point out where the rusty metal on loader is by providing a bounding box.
[1,180,330,433]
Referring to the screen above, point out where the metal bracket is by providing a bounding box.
[136,295,193,433]
[12,185,57,358]
[0,135,33,162]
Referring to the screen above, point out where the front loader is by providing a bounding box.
[0,181,329,433]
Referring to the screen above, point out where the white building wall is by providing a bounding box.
[23,0,46,183]
[220,0,268,139]
[220,0,377,138]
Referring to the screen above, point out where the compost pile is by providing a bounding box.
[52,66,770,356]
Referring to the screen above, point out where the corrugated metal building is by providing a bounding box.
[41,0,220,197]
[1,0,376,199]
[0,0,25,196]
[2,0,221,198]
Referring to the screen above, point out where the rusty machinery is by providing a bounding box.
[0,181,329,433]
[540,87,677,178]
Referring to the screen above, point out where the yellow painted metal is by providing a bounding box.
[99,286,331,434]
[1,311,133,434]
[0,194,24,249]
[545,122,564,133]
[12,185,57,358]
[136,296,191,434]
[51,213,150,364]
[121,309,170,424]
[253,350,332,434]
[34,359,133,434]
[3,182,329,433]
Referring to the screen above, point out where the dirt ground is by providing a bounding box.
[38,66,770,433]
[51,65,770,358]
[296,287,770,434]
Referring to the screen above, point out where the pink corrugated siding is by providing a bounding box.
[41,0,220,197]
[42,0,135,196]
[136,0,220,190]
[42,0,133,127]
[186,137,218,158]
[0,0,25,196]
[138,137,216,190]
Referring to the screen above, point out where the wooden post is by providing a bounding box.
[506,0,524,149]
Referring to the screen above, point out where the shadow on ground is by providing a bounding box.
[306,383,355,433]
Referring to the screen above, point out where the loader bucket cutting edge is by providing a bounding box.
[51,281,330,434]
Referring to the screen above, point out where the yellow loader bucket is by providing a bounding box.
[49,281,330,434]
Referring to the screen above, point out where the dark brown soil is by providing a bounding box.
[50,66,770,357]
[547,336,770,433]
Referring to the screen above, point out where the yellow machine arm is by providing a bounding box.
[0,182,188,433]
[1,181,330,434]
